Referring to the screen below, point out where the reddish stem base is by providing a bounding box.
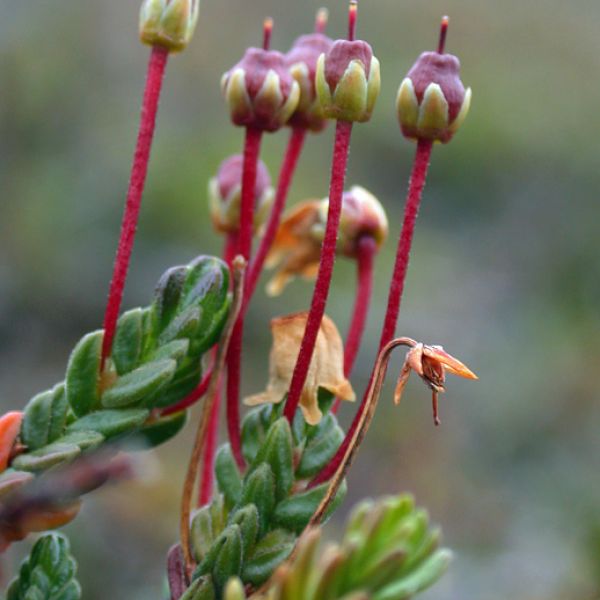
[198,382,221,506]
[333,236,376,413]
[312,139,433,486]
[100,45,169,369]
[283,121,353,423]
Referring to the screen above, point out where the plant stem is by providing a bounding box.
[100,45,169,370]
[332,236,376,413]
[198,382,221,506]
[283,120,353,423]
[245,127,306,306]
[180,259,245,577]
[225,127,263,468]
[311,138,433,486]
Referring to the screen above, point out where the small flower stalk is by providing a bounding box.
[139,0,200,52]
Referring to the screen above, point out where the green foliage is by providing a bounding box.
[15,255,230,475]
[223,495,451,600]
[187,402,348,599]
[5,533,81,600]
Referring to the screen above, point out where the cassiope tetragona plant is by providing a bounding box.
[1,3,480,600]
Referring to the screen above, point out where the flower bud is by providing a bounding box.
[286,33,333,131]
[139,0,200,53]
[315,40,380,123]
[316,186,388,258]
[208,155,274,234]
[396,51,471,143]
[221,49,300,132]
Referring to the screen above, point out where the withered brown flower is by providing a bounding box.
[394,343,477,425]
[245,312,355,425]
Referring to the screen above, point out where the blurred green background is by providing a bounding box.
[1,0,599,598]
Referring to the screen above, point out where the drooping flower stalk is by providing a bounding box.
[332,235,377,413]
[313,17,471,486]
[100,45,169,370]
[283,0,381,423]
[283,120,353,423]
[245,127,306,305]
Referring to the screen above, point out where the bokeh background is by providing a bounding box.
[1,0,599,598]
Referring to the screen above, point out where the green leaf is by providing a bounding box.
[191,506,218,564]
[150,338,190,363]
[229,504,259,555]
[152,363,202,409]
[296,414,345,479]
[158,306,201,345]
[137,411,187,448]
[253,418,294,503]
[181,576,216,600]
[215,444,243,509]
[100,359,176,409]
[53,430,105,451]
[47,384,68,445]
[151,265,188,333]
[21,390,53,451]
[112,308,144,375]
[66,409,149,438]
[212,524,243,593]
[242,529,295,586]
[12,443,81,472]
[273,480,347,533]
[65,331,103,417]
[240,408,266,465]
[238,464,276,537]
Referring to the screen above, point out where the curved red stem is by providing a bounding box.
[100,45,169,370]
[311,138,433,486]
[245,127,306,307]
[332,236,376,414]
[283,121,353,423]
[198,381,221,506]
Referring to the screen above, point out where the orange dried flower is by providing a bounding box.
[245,312,355,425]
[0,411,23,473]
[394,343,477,425]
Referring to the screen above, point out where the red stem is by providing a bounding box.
[283,121,353,423]
[245,127,306,307]
[348,1,358,41]
[225,128,263,469]
[100,45,169,370]
[332,236,376,413]
[198,381,221,506]
[312,138,433,486]
[438,16,449,54]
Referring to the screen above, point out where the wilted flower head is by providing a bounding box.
[396,26,471,143]
[139,0,200,52]
[317,186,388,259]
[266,186,386,295]
[245,312,355,425]
[286,32,334,131]
[221,45,300,132]
[394,342,478,425]
[316,39,381,123]
[208,155,274,234]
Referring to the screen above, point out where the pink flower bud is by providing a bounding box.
[221,48,300,132]
[209,155,274,234]
[286,33,333,131]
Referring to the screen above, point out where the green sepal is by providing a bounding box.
[296,414,344,479]
[238,463,276,537]
[11,443,81,473]
[137,411,187,448]
[112,308,144,375]
[241,529,295,587]
[66,408,149,438]
[215,444,243,509]
[253,418,294,503]
[65,331,103,417]
[273,480,348,533]
[100,359,176,409]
